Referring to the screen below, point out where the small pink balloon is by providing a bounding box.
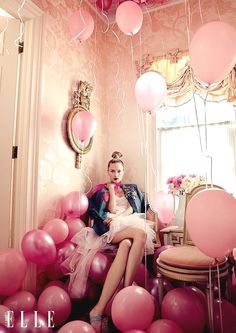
[42,219,69,244]
[116,1,143,35]
[21,229,56,265]
[134,263,149,288]
[96,0,112,11]
[57,320,95,333]
[135,71,167,114]
[111,286,155,331]
[62,191,89,218]
[0,324,10,332]
[44,280,66,290]
[89,252,113,285]
[189,21,236,84]
[124,331,146,333]
[37,286,71,326]
[186,188,236,257]
[69,9,94,42]
[147,319,184,333]
[150,190,174,225]
[0,305,10,326]
[66,218,86,239]
[72,111,96,142]
[3,291,36,317]
[0,248,27,296]
[12,312,53,333]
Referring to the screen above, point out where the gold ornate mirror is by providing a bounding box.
[67,80,94,168]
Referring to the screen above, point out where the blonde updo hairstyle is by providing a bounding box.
[107,151,124,169]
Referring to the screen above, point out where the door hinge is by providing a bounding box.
[12,146,18,159]
[18,41,24,54]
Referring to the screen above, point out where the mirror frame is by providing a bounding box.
[67,81,94,168]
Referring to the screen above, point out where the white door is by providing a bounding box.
[0,17,20,247]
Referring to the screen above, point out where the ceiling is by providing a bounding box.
[85,0,184,23]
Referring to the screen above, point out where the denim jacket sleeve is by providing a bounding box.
[88,189,109,235]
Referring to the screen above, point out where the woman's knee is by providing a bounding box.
[119,239,132,250]
[133,229,146,245]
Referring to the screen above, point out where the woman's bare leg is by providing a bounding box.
[89,239,132,333]
[111,227,146,287]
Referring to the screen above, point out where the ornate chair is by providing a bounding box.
[156,184,232,333]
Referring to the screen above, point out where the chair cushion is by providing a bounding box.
[159,246,226,268]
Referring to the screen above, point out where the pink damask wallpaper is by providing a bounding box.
[32,0,236,225]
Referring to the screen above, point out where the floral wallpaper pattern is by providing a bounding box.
[32,0,236,225]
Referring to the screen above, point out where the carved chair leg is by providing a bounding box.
[206,282,215,333]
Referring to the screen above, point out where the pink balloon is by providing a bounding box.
[62,191,89,218]
[135,72,167,114]
[12,312,53,333]
[3,291,36,317]
[72,111,96,142]
[44,280,66,290]
[37,286,71,326]
[66,218,86,239]
[111,286,155,331]
[124,331,146,333]
[0,324,10,332]
[147,277,173,301]
[186,188,236,258]
[150,190,174,225]
[116,1,143,35]
[213,299,236,333]
[57,320,95,333]
[0,305,10,326]
[21,229,56,265]
[147,319,184,333]
[42,219,69,244]
[69,9,94,42]
[162,288,207,333]
[189,21,236,84]
[134,263,149,288]
[96,0,112,11]
[89,252,113,285]
[0,248,27,296]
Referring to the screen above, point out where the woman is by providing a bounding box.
[62,152,156,333]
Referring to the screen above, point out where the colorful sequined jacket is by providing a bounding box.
[88,184,146,236]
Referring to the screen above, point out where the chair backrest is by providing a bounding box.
[183,184,224,245]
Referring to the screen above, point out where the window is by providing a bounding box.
[156,95,236,195]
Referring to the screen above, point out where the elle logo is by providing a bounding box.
[5,311,55,328]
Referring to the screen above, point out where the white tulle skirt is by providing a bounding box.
[61,214,155,299]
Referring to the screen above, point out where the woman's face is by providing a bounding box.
[107,162,124,184]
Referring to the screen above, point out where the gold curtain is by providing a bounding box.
[136,49,236,106]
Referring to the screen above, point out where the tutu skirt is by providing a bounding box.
[61,214,155,298]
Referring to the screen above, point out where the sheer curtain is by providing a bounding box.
[157,121,236,194]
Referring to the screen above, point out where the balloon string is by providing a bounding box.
[198,0,204,25]
[184,0,191,48]
[71,8,86,41]
[14,0,26,47]
[215,0,222,21]
[216,263,224,333]
[0,13,9,55]
[101,11,110,33]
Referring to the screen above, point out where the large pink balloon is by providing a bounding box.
[135,71,167,114]
[162,288,206,333]
[0,248,27,296]
[189,21,236,84]
[72,111,96,142]
[66,218,86,240]
[42,219,69,244]
[147,319,184,333]
[111,286,155,331]
[116,1,143,35]
[69,9,94,42]
[12,312,53,333]
[21,229,56,265]
[3,291,36,317]
[186,188,236,258]
[37,286,71,326]
[150,190,174,225]
[57,320,95,333]
[62,191,89,219]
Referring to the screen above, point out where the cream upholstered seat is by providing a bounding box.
[156,185,232,333]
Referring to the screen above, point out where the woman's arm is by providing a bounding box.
[107,183,116,214]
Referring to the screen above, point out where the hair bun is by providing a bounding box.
[111,151,123,159]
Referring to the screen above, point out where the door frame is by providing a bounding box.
[1,0,43,291]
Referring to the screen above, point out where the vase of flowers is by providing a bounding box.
[167,174,206,227]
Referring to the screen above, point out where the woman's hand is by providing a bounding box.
[106,182,115,192]
[103,217,112,226]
